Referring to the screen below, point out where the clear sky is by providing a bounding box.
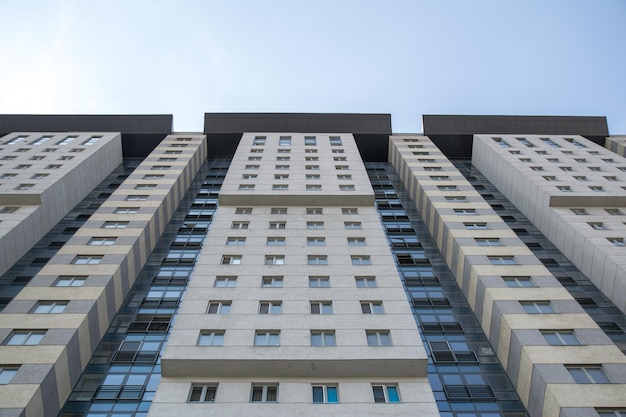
[0,0,625,134]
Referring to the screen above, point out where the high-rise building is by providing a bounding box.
[0,113,624,417]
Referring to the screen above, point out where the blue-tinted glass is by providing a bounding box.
[386,386,399,402]
[312,386,323,403]
[327,387,338,403]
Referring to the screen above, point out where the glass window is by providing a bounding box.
[503,276,534,287]
[475,238,501,246]
[355,276,377,287]
[521,301,555,314]
[54,276,86,287]
[0,366,19,384]
[366,331,392,346]
[89,237,116,246]
[261,276,283,288]
[265,255,285,265]
[73,255,102,265]
[372,385,400,403]
[4,330,46,345]
[309,276,330,287]
[542,330,580,346]
[278,136,291,146]
[188,382,218,401]
[312,385,338,403]
[361,301,384,314]
[307,237,326,246]
[198,330,224,346]
[567,366,610,384]
[271,208,287,215]
[351,255,371,265]
[221,255,241,265]
[308,255,328,265]
[254,331,280,346]
[207,301,231,314]
[32,301,68,314]
[266,237,286,246]
[214,276,237,287]
[258,301,282,315]
[347,237,366,246]
[251,384,278,402]
[310,301,333,314]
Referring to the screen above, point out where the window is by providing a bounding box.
[267,237,286,246]
[605,208,623,215]
[279,136,291,146]
[306,165,319,170]
[337,174,352,180]
[221,255,242,265]
[30,155,45,160]
[226,237,246,246]
[0,206,19,213]
[304,136,317,146]
[73,255,102,265]
[366,331,391,346]
[54,276,86,287]
[454,208,476,215]
[261,276,283,287]
[265,255,285,265]
[608,238,625,247]
[311,385,338,404]
[198,330,225,346]
[254,331,280,346]
[329,136,342,146]
[253,137,266,146]
[4,330,45,345]
[0,366,19,384]
[530,166,543,171]
[339,184,355,191]
[143,174,164,179]
[115,207,139,214]
[82,136,101,146]
[239,184,255,190]
[356,276,377,288]
[307,237,326,246]
[125,195,148,201]
[0,173,16,179]
[347,237,366,246]
[521,301,555,314]
[207,301,231,314]
[567,366,610,384]
[89,237,116,246]
[232,221,249,229]
[542,330,580,346]
[189,384,217,402]
[604,176,617,181]
[503,276,534,287]
[464,222,488,230]
[557,186,571,192]
[351,255,371,265]
[274,174,289,180]
[235,207,252,214]
[344,221,362,229]
[488,256,516,265]
[15,183,34,190]
[342,207,358,215]
[372,385,400,403]
[475,238,502,246]
[250,148,263,153]
[438,185,458,190]
[259,301,282,314]
[308,255,328,265]
[244,164,259,170]
[335,165,349,170]
[251,384,278,402]
[242,174,257,180]
[309,276,330,287]
[272,184,288,190]
[305,156,318,161]
[32,301,68,314]
[492,137,510,147]
[214,276,237,287]
[597,410,626,417]
[589,222,606,230]
[571,208,587,215]
[310,301,333,314]
[271,207,287,214]
[306,174,320,180]
[306,207,323,215]
[248,156,261,161]
[305,148,318,153]
[307,184,322,191]
[543,176,557,181]
[102,221,128,229]
[589,186,604,192]
[275,165,289,170]
[361,301,384,314]
[269,221,286,229]
[307,221,324,229]
[517,137,535,147]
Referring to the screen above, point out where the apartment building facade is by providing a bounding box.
[0,113,624,417]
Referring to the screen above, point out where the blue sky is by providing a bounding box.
[0,0,625,133]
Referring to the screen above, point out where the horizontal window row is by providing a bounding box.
[226,236,366,246]
[251,136,343,147]
[189,383,398,404]
[237,184,356,191]
[221,255,372,265]
[198,329,392,347]
[213,275,378,288]
[231,221,363,229]
[204,300,384,315]
[4,134,102,146]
